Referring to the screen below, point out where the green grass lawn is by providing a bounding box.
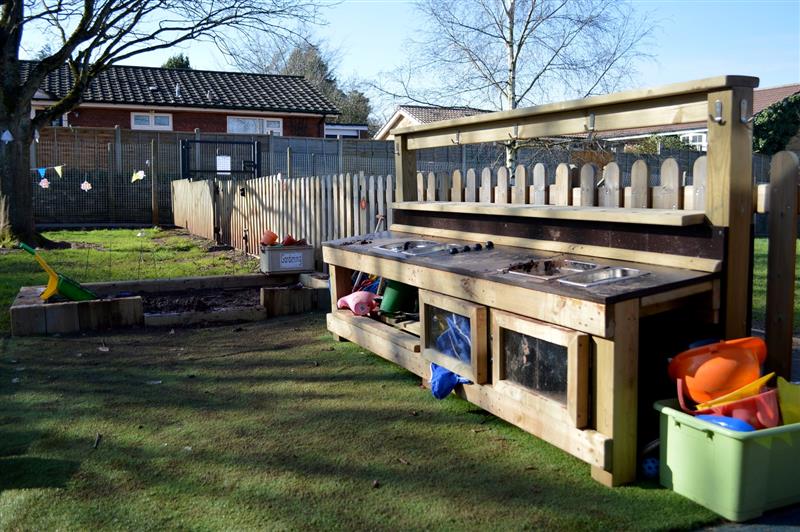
[0,228,258,334]
[751,237,800,332]
[0,314,721,531]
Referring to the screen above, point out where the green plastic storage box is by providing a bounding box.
[655,399,800,521]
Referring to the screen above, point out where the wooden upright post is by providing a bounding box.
[394,135,417,202]
[591,299,639,487]
[765,151,799,378]
[705,87,754,339]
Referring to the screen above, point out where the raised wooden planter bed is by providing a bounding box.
[10,273,313,336]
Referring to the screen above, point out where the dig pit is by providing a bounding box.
[10,273,330,336]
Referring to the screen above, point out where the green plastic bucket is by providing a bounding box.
[380,280,415,313]
[655,399,800,521]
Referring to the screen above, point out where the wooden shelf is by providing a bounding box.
[327,311,426,375]
[393,201,706,226]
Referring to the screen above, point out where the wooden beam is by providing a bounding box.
[765,151,799,378]
[406,97,709,150]
[705,87,755,338]
[591,299,640,486]
[394,75,758,138]
[391,202,705,226]
[394,135,417,202]
[327,311,427,375]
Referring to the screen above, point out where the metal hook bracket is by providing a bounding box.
[711,100,725,125]
[740,98,755,125]
[451,131,461,145]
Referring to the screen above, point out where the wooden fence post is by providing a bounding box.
[765,150,799,378]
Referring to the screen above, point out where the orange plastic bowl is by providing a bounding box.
[668,337,766,404]
[260,230,278,246]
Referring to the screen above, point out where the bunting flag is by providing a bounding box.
[38,178,50,189]
[81,179,92,192]
[30,164,66,177]
[131,170,145,183]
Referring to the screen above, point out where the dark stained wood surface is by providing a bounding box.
[393,209,726,260]
[324,231,717,304]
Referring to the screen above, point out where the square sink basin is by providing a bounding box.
[505,257,599,280]
[557,267,649,288]
[374,240,454,256]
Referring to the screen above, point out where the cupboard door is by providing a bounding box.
[419,290,488,384]
[491,309,589,428]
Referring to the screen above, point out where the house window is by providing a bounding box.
[680,133,707,152]
[227,116,282,136]
[131,112,172,131]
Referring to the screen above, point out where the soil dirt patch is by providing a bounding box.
[143,288,262,314]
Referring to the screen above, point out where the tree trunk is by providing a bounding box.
[505,0,518,171]
[0,110,37,244]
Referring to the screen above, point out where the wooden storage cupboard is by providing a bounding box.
[324,75,762,487]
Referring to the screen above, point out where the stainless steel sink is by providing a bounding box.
[557,267,649,287]
[374,240,454,256]
[505,257,600,280]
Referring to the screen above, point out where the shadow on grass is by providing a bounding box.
[0,457,80,492]
[0,313,720,530]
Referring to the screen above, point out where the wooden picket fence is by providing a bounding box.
[415,156,707,210]
[171,173,395,265]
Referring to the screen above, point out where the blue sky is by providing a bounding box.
[23,0,800,115]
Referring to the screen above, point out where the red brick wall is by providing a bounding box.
[66,106,325,137]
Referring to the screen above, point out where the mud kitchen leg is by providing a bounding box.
[329,264,354,341]
[591,299,640,487]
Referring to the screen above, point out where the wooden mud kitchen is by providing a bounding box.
[323,76,776,486]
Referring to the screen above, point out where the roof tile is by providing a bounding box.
[25,61,340,115]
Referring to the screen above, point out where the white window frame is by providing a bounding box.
[130,112,173,131]
[226,116,283,136]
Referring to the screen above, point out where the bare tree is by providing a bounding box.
[228,36,371,124]
[0,0,324,245]
[375,0,652,169]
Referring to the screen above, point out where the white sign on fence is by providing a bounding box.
[216,155,231,176]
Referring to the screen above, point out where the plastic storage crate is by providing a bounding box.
[655,399,800,521]
[260,245,314,274]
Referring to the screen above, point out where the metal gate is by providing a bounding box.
[179,139,261,180]
[180,139,262,244]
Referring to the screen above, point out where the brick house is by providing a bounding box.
[27,62,340,137]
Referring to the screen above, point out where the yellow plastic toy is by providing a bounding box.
[777,377,800,425]
[696,372,775,410]
[20,243,97,301]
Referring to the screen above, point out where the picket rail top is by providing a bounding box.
[392,201,706,226]
[391,75,759,149]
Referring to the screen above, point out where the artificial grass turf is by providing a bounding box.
[0,314,720,531]
[0,228,258,335]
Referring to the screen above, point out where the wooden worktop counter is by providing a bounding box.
[323,231,715,306]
